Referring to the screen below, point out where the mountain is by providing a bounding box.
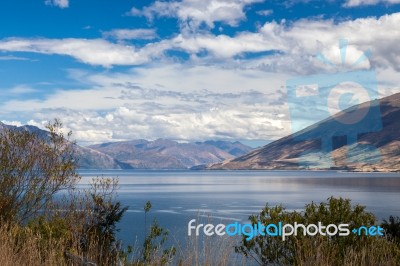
[208,92,400,172]
[73,145,132,169]
[0,122,128,169]
[89,139,253,169]
[0,121,253,169]
[201,140,252,156]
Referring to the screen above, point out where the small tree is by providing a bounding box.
[141,202,176,265]
[0,119,79,223]
[76,177,128,265]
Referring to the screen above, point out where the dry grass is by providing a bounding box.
[0,222,118,266]
[294,237,400,266]
[174,234,246,266]
[341,239,400,266]
[0,220,398,266]
[0,224,66,266]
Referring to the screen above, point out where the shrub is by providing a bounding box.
[236,197,400,265]
[382,215,400,245]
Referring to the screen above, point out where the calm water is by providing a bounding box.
[78,170,400,246]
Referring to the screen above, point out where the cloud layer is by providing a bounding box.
[3,65,289,144]
[1,13,400,72]
[1,2,400,145]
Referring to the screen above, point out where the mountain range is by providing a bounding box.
[2,92,399,171]
[88,139,252,169]
[0,121,253,169]
[207,92,400,172]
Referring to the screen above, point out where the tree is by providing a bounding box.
[0,119,79,223]
[141,202,176,265]
[75,177,128,265]
[0,120,132,265]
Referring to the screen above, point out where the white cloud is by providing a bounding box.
[256,9,273,16]
[145,13,399,74]
[45,0,69,9]
[1,13,400,73]
[22,104,289,144]
[2,64,288,110]
[344,0,400,7]
[0,55,31,61]
[166,32,283,59]
[8,85,37,94]
[1,64,290,144]
[0,38,149,67]
[102,29,158,40]
[0,85,37,98]
[1,120,22,127]
[128,0,264,30]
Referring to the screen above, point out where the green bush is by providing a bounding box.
[236,197,400,265]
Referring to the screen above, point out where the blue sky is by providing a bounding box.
[0,0,399,146]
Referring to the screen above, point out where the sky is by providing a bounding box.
[0,0,399,147]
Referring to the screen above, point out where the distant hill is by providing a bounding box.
[208,92,400,172]
[89,139,253,169]
[73,145,132,169]
[0,122,128,169]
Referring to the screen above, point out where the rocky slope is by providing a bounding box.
[208,92,400,172]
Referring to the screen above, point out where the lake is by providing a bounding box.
[78,170,400,247]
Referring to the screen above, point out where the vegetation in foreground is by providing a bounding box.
[0,120,399,265]
[236,197,400,265]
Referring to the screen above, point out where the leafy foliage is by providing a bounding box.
[141,202,176,265]
[235,197,393,265]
